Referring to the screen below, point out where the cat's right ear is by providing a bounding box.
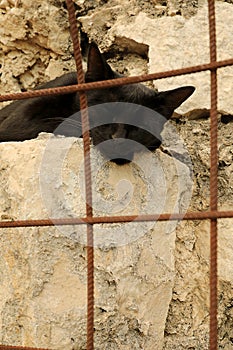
[85,42,114,82]
[157,86,195,119]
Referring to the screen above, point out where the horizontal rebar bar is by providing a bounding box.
[0,59,233,103]
[0,210,232,228]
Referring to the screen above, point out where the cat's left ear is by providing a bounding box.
[85,42,115,82]
[158,86,195,119]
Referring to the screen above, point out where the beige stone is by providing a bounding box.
[0,134,192,349]
[108,1,233,114]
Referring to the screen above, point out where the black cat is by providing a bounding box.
[0,42,195,164]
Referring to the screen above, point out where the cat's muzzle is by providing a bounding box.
[95,138,142,165]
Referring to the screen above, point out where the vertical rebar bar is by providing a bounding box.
[208,1,218,349]
[65,1,94,349]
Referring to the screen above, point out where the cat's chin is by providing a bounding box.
[110,158,132,165]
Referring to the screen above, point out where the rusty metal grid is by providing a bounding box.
[0,0,232,349]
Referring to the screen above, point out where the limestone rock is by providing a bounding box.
[0,0,74,94]
[0,134,192,349]
[108,1,233,114]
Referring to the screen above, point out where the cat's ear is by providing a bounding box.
[158,86,195,119]
[85,42,114,82]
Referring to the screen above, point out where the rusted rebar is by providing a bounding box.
[208,0,218,349]
[0,210,233,228]
[66,1,94,349]
[1,59,233,103]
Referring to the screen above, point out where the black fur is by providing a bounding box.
[0,42,195,164]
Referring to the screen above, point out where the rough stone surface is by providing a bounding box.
[106,1,233,114]
[0,0,233,349]
[163,115,233,350]
[0,135,191,349]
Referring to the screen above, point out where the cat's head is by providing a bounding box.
[84,42,195,164]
